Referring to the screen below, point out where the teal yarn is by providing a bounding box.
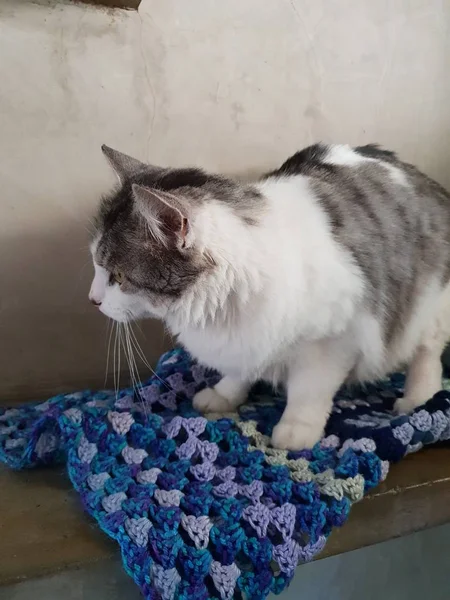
[1,348,450,600]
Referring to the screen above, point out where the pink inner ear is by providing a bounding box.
[132,183,191,246]
[158,204,184,238]
[181,217,189,241]
[157,198,190,243]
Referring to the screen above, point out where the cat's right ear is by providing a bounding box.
[132,184,193,250]
[101,145,147,183]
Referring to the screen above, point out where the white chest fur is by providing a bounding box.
[173,177,365,382]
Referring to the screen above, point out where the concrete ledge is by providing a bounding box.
[1,446,450,585]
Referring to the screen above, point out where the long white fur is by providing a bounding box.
[90,145,450,450]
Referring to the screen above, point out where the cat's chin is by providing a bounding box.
[101,306,163,324]
[99,304,146,323]
[100,309,130,323]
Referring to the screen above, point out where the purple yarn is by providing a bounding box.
[243,503,271,538]
[1,347,450,600]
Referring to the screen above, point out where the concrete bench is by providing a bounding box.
[1,446,450,586]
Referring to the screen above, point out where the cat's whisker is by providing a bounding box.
[79,219,97,239]
[121,322,137,392]
[128,326,153,377]
[128,324,152,370]
[124,323,149,418]
[104,318,114,387]
[124,323,138,389]
[127,326,143,387]
[112,322,117,397]
[113,322,121,400]
[117,323,122,396]
[123,324,133,386]
[128,322,171,392]
[125,323,148,417]
[131,318,145,337]
[83,215,97,235]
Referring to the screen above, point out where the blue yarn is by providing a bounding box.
[1,347,450,600]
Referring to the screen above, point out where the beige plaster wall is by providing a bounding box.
[1,0,449,401]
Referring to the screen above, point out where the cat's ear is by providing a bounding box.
[132,184,192,249]
[101,145,147,183]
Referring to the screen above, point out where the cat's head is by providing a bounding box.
[89,146,261,324]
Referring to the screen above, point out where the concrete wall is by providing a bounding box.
[1,0,449,401]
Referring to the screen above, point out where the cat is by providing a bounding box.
[89,143,450,450]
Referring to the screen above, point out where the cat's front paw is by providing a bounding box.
[271,419,323,451]
[193,387,236,414]
[394,396,420,415]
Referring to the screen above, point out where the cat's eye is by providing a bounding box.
[112,271,124,285]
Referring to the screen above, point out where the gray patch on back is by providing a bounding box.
[267,143,450,346]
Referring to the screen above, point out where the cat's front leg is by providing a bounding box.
[193,376,251,414]
[272,341,352,451]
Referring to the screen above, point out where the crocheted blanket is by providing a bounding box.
[1,348,450,600]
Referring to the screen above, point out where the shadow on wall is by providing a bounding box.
[0,218,169,404]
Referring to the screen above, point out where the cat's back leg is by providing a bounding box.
[396,282,450,413]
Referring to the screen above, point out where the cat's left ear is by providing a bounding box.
[132,184,193,249]
[102,145,147,183]
[102,145,162,184]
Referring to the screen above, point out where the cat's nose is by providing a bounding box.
[89,296,102,307]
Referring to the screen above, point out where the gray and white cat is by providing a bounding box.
[89,143,450,450]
